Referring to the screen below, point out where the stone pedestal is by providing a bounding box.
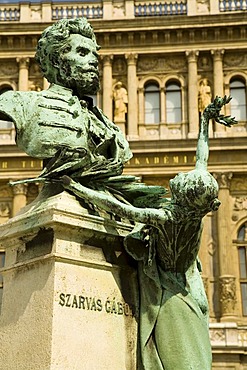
[0,187,139,370]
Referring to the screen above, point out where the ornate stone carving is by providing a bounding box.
[207,239,216,256]
[224,53,246,68]
[125,53,138,66]
[211,49,225,61]
[0,61,18,76]
[186,50,199,63]
[233,197,247,211]
[214,172,233,189]
[137,55,186,72]
[231,177,247,192]
[198,56,212,70]
[16,57,30,70]
[219,276,237,315]
[0,202,10,217]
[12,183,28,196]
[112,58,127,74]
[197,0,209,13]
[0,185,12,198]
[209,328,225,343]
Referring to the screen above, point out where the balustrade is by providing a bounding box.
[219,0,247,11]
[52,3,103,20]
[134,1,187,16]
[0,5,20,21]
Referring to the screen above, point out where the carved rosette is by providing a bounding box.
[219,275,237,316]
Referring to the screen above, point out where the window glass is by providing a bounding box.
[238,224,246,241]
[166,82,181,123]
[0,252,4,286]
[230,79,246,121]
[241,283,247,316]
[239,247,247,279]
[144,83,160,124]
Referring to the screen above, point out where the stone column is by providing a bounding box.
[214,172,237,319]
[186,50,199,138]
[102,55,113,120]
[17,57,29,91]
[211,49,226,136]
[12,183,28,216]
[125,53,138,140]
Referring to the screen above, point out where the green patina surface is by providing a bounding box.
[0,16,238,370]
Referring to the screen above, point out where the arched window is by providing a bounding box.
[0,85,13,95]
[237,222,247,315]
[144,82,160,124]
[230,79,246,121]
[166,82,182,123]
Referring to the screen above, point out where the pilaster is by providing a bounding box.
[186,50,199,138]
[17,57,30,91]
[211,49,226,137]
[125,53,138,140]
[214,172,237,319]
[12,183,28,217]
[102,55,113,120]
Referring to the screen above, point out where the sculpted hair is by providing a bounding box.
[35,18,100,83]
[169,170,220,213]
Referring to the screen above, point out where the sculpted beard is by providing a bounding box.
[57,60,100,95]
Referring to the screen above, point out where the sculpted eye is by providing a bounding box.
[62,46,71,54]
[77,48,88,57]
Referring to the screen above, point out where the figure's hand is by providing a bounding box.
[204,95,238,127]
[61,175,72,187]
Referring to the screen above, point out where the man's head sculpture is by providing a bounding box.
[35,18,100,95]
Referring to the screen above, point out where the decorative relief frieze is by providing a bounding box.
[0,61,18,77]
[198,55,212,70]
[224,53,246,68]
[0,184,12,198]
[112,58,127,75]
[0,202,10,217]
[210,328,226,343]
[214,172,233,189]
[137,55,186,72]
[230,177,247,193]
[233,197,247,211]
[219,276,237,316]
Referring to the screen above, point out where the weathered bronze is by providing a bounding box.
[0,18,131,182]
[62,96,237,370]
[0,16,238,370]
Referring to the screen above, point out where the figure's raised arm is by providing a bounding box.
[61,176,168,225]
[195,96,237,171]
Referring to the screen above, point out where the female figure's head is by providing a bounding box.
[169,169,220,214]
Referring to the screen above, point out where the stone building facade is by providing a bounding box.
[0,1,247,368]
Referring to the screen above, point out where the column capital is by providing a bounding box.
[213,172,233,189]
[16,57,30,69]
[185,50,199,62]
[211,49,225,60]
[125,53,138,66]
[12,183,28,196]
[100,55,113,66]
